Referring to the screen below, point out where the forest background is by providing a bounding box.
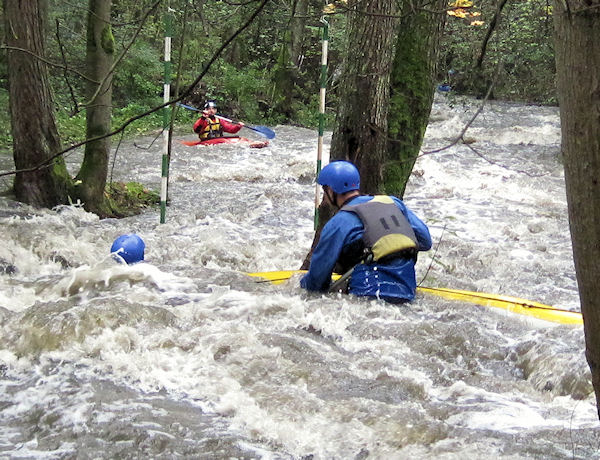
[0,0,555,152]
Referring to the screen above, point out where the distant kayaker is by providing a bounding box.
[193,100,244,140]
[301,161,432,303]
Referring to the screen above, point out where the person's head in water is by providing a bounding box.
[203,100,217,117]
[111,234,145,264]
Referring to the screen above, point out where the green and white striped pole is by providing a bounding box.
[160,5,174,224]
[315,16,329,230]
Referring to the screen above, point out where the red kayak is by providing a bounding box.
[180,137,269,149]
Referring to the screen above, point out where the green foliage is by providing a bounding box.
[291,94,336,130]
[0,90,12,152]
[112,103,162,134]
[2,0,560,164]
[55,102,196,147]
[106,181,160,217]
[196,60,273,122]
[55,111,86,146]
[440,0,556,104]
[113,41,163,107]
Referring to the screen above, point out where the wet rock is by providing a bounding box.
[355,448,369,460]
[0,258,17,275]
[213,345,231,361]
[50,252,72,269]
[527,222,544,234]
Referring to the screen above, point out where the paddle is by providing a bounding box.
[176,103,275,139]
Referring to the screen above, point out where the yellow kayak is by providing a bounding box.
[246,270,583,326]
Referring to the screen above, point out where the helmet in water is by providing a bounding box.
[317,161,360,194]
[204,100,217,110]
[111,234,145,265]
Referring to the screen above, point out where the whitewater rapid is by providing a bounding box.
[0,94,597,459]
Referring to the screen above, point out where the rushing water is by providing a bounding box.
[0,94,598,459]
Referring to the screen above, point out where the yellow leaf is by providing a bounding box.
[448,8,468,18]
[470,11,481,16]
[470,20,485,26]
[449,0,473,8]
[323,3,336,13]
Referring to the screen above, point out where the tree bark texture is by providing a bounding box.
[300,0,400,269]
[289,0,308,69]
[76,0,114,216]
[553,0,600,418]
[4,0,71,207]
[386,0,446,198]
[330,0,400,194]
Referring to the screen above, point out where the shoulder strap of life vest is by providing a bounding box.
[341,195,418,262]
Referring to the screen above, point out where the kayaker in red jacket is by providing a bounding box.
[193,101,244,140]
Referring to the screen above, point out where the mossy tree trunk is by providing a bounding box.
[4,0,72,207]
[75,0,114,217]
[301,0,400,269]
[553,0,600,419]
[385,0,446,198]
[329,0,400,194]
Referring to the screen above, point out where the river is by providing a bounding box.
[0,94,598,459]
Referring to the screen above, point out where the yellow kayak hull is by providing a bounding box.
[246,270,582,326]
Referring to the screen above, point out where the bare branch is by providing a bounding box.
[419,79,548,178]
[55,19,80,115]
[0,45,97,83]
[476,0,509,69]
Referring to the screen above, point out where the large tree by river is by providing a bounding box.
[3,0,71,207]
[386,0,446,198]
[74,0,115,217]
[330,0,445,196]
[553,0,600,418]
[329,0,400,194]
[302,0,444,268]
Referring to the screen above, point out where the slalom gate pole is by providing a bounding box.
[160,4,174,224]
[315,16,329,230]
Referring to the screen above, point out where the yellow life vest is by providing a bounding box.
[341,195,418,262]
[199,117,223,140]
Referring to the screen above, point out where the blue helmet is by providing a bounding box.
[317,161,360,194]
[111,234,145,265]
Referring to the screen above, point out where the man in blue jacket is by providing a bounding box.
[301,161,432,303]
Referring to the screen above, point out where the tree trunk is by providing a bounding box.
[289,0,308,69]
[4,0,71,207]
[75,0,114,216]
[300,0,400,269]
[553,0,600,418]
[329,0,400,194]
[386,0,446,198]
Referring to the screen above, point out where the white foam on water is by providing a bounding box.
[0,97,596,458]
